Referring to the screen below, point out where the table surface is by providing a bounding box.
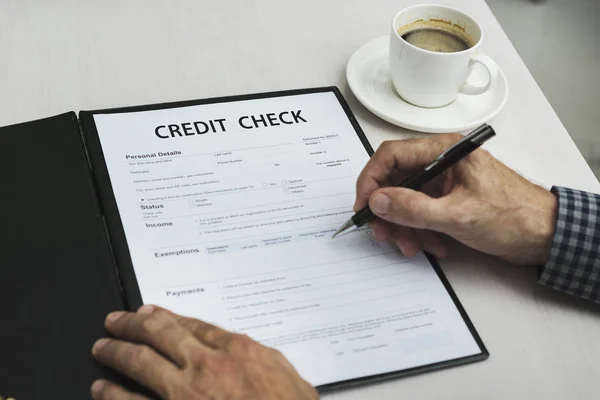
[1,0,599,399]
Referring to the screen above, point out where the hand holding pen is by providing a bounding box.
[337,125,557,266]
[334,124,495,238]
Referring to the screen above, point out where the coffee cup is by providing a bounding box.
[389,4,498,108]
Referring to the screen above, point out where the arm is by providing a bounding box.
[539,187,600,303]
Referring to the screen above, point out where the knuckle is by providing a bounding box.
[237,333,256,346]
[377,140,398,157]
[204,327,223,344]
[395,194,417,221]
[230,333,256,352]
[268,347,286,361]
[402,194,418,213]
[395,194,435,229]
[450,206,475,228]
[185,345,207,368]
[236,333,254,343]
[140,313,170,334]
[138,345,156,365]
[471,148,491,167]
[379,140,394,152]
[232,332,250,345]
[126,344,152,367]
[477,147,491,158]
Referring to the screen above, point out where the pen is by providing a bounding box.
[332,124,496,238]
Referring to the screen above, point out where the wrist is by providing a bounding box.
[531,189,558,265]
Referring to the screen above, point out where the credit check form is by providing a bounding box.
[93,91,482,387]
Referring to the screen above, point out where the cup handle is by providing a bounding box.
[460,52,498,95]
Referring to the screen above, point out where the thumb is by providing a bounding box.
[369,188,449,231]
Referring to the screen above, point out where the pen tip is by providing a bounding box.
[331,226,345,239]
[331,218,356,239]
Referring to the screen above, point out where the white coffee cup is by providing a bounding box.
[389,4,498,108]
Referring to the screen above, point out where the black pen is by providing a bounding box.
[332,124,496,238]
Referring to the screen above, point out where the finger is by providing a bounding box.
[369,219,393,241]
[390,226,421,257]
[92,338,178,399]
[414,230,448,258]
[354,135,462,210]
[104,305,207,367]
[91,379,151,400]
[160,308,235,350]
[369,187,451,231]
[371,221,422,256]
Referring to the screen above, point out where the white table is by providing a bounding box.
[1,1,599,399]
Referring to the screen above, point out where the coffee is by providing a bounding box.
[400,27,473,53]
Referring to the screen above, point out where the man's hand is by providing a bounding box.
[90,305,318,400]
[355,134,558,265]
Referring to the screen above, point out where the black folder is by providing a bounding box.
[0,87,487,399]
[0,113,126,398]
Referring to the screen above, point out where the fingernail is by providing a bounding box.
[398,241,418,257]
[396,241,407,256]
[105,311,125,324]
[91,380,105,398]
[370,193,391,216]
[137,305,155,315]
[92,338,109,354]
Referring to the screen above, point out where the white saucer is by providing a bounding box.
[346,36,508,133]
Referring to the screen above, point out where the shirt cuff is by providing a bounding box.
[538,186,600,303]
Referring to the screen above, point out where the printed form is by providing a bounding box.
[93,91,481,386]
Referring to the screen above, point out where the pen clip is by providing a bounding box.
[435,124,491,161]
[435,139,466,161]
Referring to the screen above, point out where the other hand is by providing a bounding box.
[90,305,318,400]
[354,134,557,265]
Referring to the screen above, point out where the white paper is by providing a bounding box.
[93,91,481,386]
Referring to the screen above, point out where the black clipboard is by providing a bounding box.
[79,86,489,392]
